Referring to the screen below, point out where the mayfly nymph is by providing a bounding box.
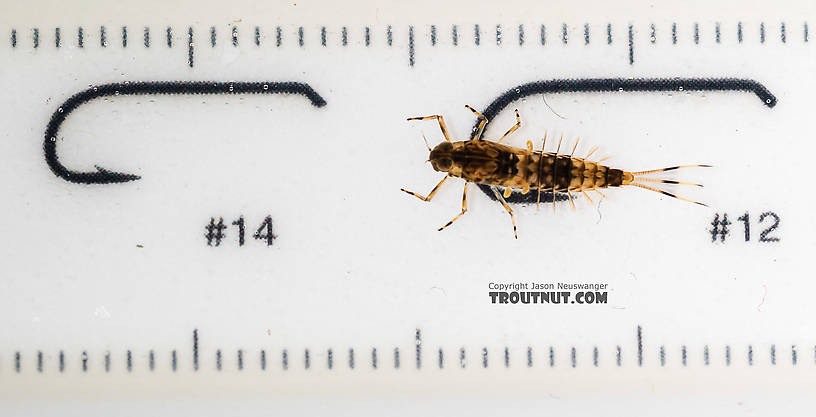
[401,105,709,239]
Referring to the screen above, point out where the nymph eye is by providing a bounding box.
[436,142,454,152]
[436,158,452,170]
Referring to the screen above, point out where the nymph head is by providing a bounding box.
[428,141,454,172]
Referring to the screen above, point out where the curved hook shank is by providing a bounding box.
[473,77,777,204]
[44,81,327,184]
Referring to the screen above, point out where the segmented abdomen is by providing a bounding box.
[522,153,627,192]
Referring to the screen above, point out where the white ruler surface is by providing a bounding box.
[1,0,815,415]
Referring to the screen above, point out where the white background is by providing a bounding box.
[1,0,815,415]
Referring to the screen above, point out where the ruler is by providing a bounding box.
[1,0,815,415]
